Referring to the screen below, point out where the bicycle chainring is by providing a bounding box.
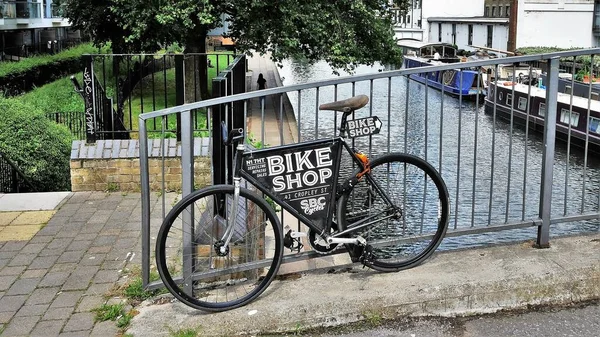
[307,222,339,254]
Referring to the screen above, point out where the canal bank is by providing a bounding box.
[127,233,600,336]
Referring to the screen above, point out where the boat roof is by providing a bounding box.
[396,39,456,50]
[495,82,600,112]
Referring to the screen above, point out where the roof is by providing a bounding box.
[396,39,456,50]
[427,16,509,24]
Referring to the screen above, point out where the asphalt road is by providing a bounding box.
[291,301,600,337]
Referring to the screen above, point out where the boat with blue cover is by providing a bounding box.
[397,39,486,98]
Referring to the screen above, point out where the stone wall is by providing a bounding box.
[70,138,211,192]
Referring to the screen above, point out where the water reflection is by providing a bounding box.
[278,59,600,248]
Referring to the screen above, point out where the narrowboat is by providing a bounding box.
[485,81,600,152]
[397,39,486,98]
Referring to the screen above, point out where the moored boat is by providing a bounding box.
[485,81,600,152]
[397,39,486,98]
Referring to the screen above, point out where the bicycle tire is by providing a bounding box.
[156,185,283,311]
[337,153,449,272]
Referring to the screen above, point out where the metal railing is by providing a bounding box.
[45,111,86,140]
[138,49,600,289]
[81,53,240,141]
[0,151,35,193]
[0,38,84,61]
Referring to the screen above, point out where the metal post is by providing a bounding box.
[537,57,560,248]
[175,55,185,141]
[181,109,194,294]
[139,120,151,288]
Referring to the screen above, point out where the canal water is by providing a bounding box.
[278,59,600,248]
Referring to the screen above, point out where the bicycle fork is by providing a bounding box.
[217,144,245,255]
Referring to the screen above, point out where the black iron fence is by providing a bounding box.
[45,111,86,140]
[0,151,34,193]
[80,52,241,142]
[0,38,84,62]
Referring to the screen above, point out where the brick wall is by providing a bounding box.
[70,138,212,192]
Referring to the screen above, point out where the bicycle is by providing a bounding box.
[156,95,450,311]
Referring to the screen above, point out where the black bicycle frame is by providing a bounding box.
[235,136,396,237]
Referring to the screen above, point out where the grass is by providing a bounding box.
[125,53,233,138]
[168,327,200,337]
[93,303,125,322]
[111,267,168,305]
[14,73,85,114]
[0,43,108,77]
[6,51,234,140]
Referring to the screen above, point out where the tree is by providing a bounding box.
[63,0,408,99]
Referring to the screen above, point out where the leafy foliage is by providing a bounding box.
[0,43,105,77]
[62,0,407,72]
[0,99,73,191]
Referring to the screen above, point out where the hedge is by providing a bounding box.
[0,98,73,191]
[0,43,108,97]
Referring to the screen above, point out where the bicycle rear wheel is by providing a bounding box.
[156,185,283,311]
[337,153,449,272]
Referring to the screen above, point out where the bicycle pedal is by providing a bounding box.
[359,244,374,266]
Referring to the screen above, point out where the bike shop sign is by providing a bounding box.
[345,116,382,138]
[242,142,340,224]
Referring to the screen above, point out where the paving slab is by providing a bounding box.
[0,192,71,211]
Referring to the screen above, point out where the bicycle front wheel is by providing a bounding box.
[156,185,283,311]
[337,153,449,272]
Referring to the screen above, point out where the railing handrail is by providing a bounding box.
[139,48,600,121]
[0,150,36,192]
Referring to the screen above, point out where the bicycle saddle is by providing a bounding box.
[319,95,369,113]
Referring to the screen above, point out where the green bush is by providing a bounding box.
[0,43,107,78]
[0,98,73,191]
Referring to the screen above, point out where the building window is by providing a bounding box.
[487,25,493,48]
[468,24,473,45]
[492,6,496,17]
[407,15,411,24]
[506,5,510,17]
[438,23,442,42]
[539,103,546,117]
[507,93,513,106]
[485,6,490,17]
[518,97,527,111]
[590,116,600,134]
[560,109,580,127]
[499,6,503,17]
[452,24,457,45]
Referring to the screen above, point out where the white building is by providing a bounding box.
[396,0,599,52]
[517,0,598,48]
[1,0,76,60]
[393,0,484,42]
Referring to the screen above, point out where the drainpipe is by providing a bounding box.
[507,0,518,52]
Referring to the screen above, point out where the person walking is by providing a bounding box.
[257,73,267,106]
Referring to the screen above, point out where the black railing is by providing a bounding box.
[0,38,84,61]
[0,151,35,193]
[211,55,247,186]
[81,53,238,142]
[46,111,86,140]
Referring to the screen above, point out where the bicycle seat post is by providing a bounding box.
[338,109,354,138]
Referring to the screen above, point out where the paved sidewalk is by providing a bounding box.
[127,233,600,336]
[247,53,298,146]
[0,191,166,336]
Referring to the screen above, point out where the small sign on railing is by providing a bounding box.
[345,116,382,138]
